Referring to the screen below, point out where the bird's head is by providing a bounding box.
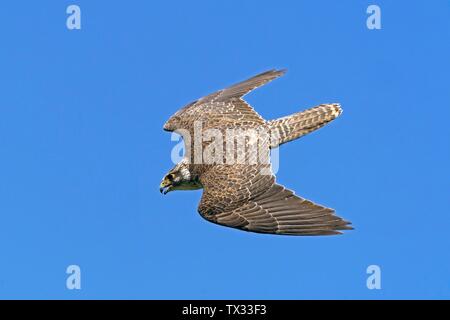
[159,161,202,195]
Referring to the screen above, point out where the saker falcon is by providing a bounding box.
[160,69,352,236]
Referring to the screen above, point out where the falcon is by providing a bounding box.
[160,69,352,236]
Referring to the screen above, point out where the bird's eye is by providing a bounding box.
[167,174,174,181]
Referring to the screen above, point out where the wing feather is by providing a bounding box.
[163,69,285,132]
[198,166,352,236]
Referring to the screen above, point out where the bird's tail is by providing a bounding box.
[267,103,342,147]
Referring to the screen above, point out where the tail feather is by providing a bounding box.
[268,103,342,147]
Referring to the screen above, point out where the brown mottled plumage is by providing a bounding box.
[160,69,352,236]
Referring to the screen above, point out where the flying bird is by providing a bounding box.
[160,69,352,236]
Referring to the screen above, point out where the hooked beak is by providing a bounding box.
[159,178,172,195]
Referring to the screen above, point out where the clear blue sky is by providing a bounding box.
[0,1,449,299]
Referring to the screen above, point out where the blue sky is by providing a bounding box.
[0,1,449,299]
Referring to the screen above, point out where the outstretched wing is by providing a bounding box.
[209,68,286,103]
[163,69,286,132]
[198,166,352,236]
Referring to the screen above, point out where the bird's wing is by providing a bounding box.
[208,68,286,103]
[198,165,352,236]
[163,69,286,132]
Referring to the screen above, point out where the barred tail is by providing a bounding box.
[268,103,342,147]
